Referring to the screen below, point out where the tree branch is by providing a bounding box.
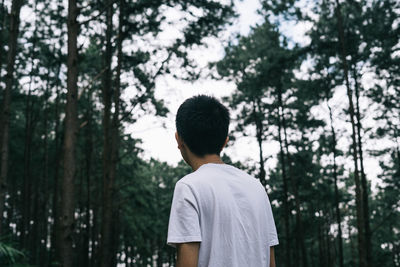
[371,201,400,233]
[78,67,108,100]
[79,0,118,26]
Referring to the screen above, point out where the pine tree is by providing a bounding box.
[0,0,23,235]
[59,0,79,266]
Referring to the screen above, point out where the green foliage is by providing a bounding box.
[0,240,25,265]
[215,0,400,266]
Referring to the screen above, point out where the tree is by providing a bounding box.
[0,0,23,235]
[216,20,314,267]
[58,0,79,266]
[93,0,236,265]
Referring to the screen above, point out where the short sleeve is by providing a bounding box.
[265,194,279,246]
[167,181,202,247]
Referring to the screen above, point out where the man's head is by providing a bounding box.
[175,95,230,159]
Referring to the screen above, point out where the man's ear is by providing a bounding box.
[222,136,229,149]
[175,132,184,150]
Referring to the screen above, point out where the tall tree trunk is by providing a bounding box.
[100,0,114,265]
[396,134,400,174]
[77,160,85,267]
[326,224,331,267]
[276,104,291,267]
[100,1,124,264]
[110,210,120,267]
[20,78,34,248]
[124,238,130,267]
[278,83,308,267]
[253,99,266,185]
[334,1,367,266]
[352,67,372,263]
[59,0,79,266]
[25,4,40,253]
[91,200,99,267]
[326,98,344,267]
[318,216,325,267]
[110,2,123,261]
[50,64,62,264]
[83,92,93,267]
[349,225,357,266]
[91,173,102,267]
[0,0,23,235]
[38,73,51,266]
[21,32,41,251]
[31,155,41,261]
[0,0,7,92]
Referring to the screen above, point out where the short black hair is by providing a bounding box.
[176,95,230,157]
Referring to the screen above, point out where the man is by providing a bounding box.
[167,95,278,267]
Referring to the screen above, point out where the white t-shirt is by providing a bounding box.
[167,163,279,267]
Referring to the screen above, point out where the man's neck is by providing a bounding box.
[190,154,224,171]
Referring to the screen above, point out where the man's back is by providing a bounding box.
[168,163,278,267]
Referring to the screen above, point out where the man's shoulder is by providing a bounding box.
[177,167,207,186]
[178,163,259,188]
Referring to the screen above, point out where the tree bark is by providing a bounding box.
[22,3,39,253]
[318,216,325,267]
[100,0,114,265]
[100,1,124,265]
[252,99,266,186]
[0,0,23,235]
[396,135,400,175]
[334,1,367,266]
[91,193,100,267]
[50,64,62,264]
[349,225,357,266]
[0,0,7,94]
[38,72,51,266]
[276,101,292,267]
[326,100,344,267]
[352,67,372,264]
[20,76,34,249]
[59,0,79,266]
[82,92,93,267]
[277,83,308,267]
